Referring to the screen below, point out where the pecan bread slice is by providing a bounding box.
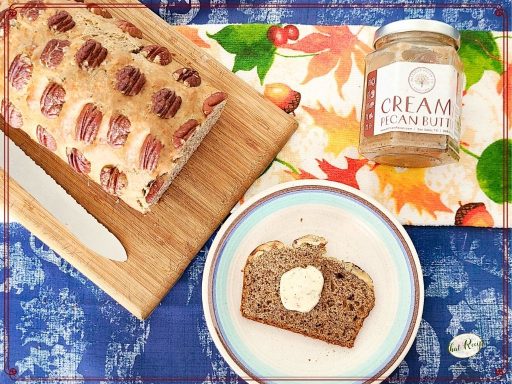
[241,235,375,347]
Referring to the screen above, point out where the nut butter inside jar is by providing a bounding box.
[359,19,464,167]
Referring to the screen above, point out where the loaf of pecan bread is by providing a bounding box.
[0,0,227,212]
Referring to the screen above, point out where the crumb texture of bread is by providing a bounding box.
[241,235,375,348]
[0,0,227,212]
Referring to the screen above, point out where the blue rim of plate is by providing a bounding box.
[205,182,422,383]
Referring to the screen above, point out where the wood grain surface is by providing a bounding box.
[2,0,297,319]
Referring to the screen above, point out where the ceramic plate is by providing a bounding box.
[202,180,424,383]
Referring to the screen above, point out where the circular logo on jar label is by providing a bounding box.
[408,67,436,93]
[448,333,484,358]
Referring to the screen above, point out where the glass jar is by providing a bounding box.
[359,19,464,167]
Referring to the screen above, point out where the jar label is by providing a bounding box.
[363,62,461,140]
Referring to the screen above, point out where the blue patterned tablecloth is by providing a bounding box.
[1,1,511,383]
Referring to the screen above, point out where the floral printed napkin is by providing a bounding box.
[187,25,509,227]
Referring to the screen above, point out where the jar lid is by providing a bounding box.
[373,19,460,49]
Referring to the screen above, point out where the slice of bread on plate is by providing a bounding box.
[240,235,375,348]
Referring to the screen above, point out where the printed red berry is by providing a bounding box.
[284,24,299,40]
[267,25,288,47]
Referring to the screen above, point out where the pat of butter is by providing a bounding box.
[279,266,324,313]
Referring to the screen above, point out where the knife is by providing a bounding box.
[1,134,127,262]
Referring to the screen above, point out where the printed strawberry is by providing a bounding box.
[284,24,299,40]
[267,25,288,47]
[264,83,301,114]
[454,202,494,227]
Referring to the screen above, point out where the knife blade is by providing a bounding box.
[1,134,127,262]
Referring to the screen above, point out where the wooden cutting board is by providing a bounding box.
[2,0,297,319]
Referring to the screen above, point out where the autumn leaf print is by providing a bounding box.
[175,26,211,48]
[282,26,371,98]
[287,158,368,189]
[373,166,452,218]
[303,104,359,154]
